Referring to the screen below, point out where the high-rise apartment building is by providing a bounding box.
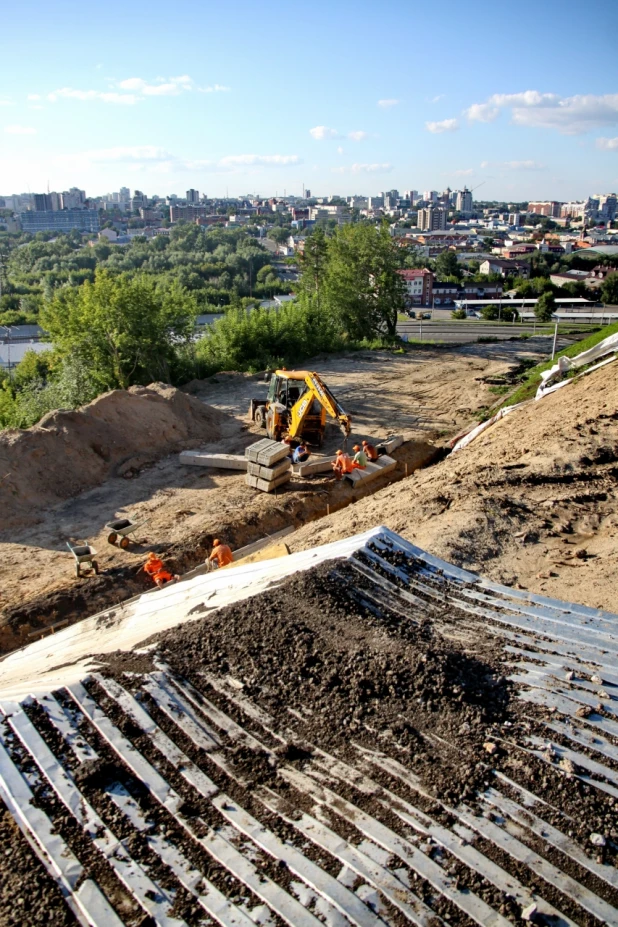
[417,206,447,231]
[186,189,200,204]
[455,187,473,215]
[33,193,53,211]
[595,193,617,222]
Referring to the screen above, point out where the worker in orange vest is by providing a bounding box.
[141,552,179,588]
[332,449,354,480]
[208,538,234,568]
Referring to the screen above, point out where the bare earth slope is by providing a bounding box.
[0,383,230,530]
[288,367,618,611]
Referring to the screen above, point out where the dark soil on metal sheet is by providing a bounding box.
[0,800,78,927]
[146,558,513,806]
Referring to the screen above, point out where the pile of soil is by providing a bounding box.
[155,558,512,806]
[0,383,231,530]
[287,366,618,612]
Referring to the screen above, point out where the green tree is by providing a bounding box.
[323,222,405,340]
[41,270,198,391]
[435,250,461,280]
[534,291,556,322]
[601,272,618,305]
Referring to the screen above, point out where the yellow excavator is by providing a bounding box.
[249,369,351,446]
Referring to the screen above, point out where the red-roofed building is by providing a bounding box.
[398,268,433,306]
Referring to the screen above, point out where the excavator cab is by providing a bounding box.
[250,370,350,447]
[265,373,325,444]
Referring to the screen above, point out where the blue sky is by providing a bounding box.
[2,0,618,201]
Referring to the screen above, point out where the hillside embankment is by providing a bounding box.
[0,383,231,530]
[287,365,618,611]
[0,338,591,653]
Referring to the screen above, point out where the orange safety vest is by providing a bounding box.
[210,544,234,567]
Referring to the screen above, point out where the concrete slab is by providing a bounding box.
[245,471,291,493]
[245,439,290,467]
[292,455,337,477]
[247,458,291,481]
[179,451,248,471]
[344,455,397,486]
[379,435,404,454]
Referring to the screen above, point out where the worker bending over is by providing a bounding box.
[142,552,179,588]
[292,442,310,464]
[362,440,379,462]
[352,444,368,469]
[209,538,234,568]
[332,449,354,480]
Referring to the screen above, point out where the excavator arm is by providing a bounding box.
[282,370,351,439]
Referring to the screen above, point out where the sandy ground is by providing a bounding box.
[0,339,557,652]
[286,361,618,612]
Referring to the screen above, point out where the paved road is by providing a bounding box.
[396,320,595,344]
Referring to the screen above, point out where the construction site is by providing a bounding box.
[0,333,617,927]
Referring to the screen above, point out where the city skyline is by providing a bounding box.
[2,0,618,200]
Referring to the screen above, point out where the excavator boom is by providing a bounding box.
[275,369,351,440]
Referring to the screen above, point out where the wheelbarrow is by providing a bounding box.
[66,541,99,579]
[105,516,149,549]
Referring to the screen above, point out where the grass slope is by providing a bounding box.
[503,321,618,407]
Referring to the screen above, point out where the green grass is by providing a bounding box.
[501,321,618,407]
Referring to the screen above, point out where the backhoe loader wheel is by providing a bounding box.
[254,407,266,428]
[107,532,118,546]
[119,537,131,550]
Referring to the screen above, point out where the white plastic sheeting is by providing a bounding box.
[536,331,618,399]
[452,330,618,453]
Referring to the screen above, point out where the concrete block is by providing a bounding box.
[245,438,290,467]
[179,451,248,471]
[379,434,404,454]
[245,471,292,493]
[293,455,337,477]
[344,454,397,486]
[247,458,291,481]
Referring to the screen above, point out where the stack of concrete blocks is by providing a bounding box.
[245,438,292,493]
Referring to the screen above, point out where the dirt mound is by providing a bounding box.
[287,367,618,611]
[0,383,230,532]
[157,559,512,805]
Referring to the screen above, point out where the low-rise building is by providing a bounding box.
[398,268,433,306]
[20,209,100,235]
[479,258,530,278]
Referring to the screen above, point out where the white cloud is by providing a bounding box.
[48,88,140,104]
[347,130,368,141]
[219,154,299,166]
[597,136,618,150]
[4,125,37,135]
[41,74,229,106]
[378,99,399,108]
[333,162,393,174]
[81,145,174,162]
[453,168,474,176]
[465,90,618,135]
[503,159,545,170]
[337,146,344,155]
[62,144,300,176]
[426,118,459,134]
[309,126,339,140]
[0,100,15,107]
[430,94,445,103]
[481,158,546,170]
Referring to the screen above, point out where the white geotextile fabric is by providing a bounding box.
[536,332,618,399]
[452,331,618,453]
